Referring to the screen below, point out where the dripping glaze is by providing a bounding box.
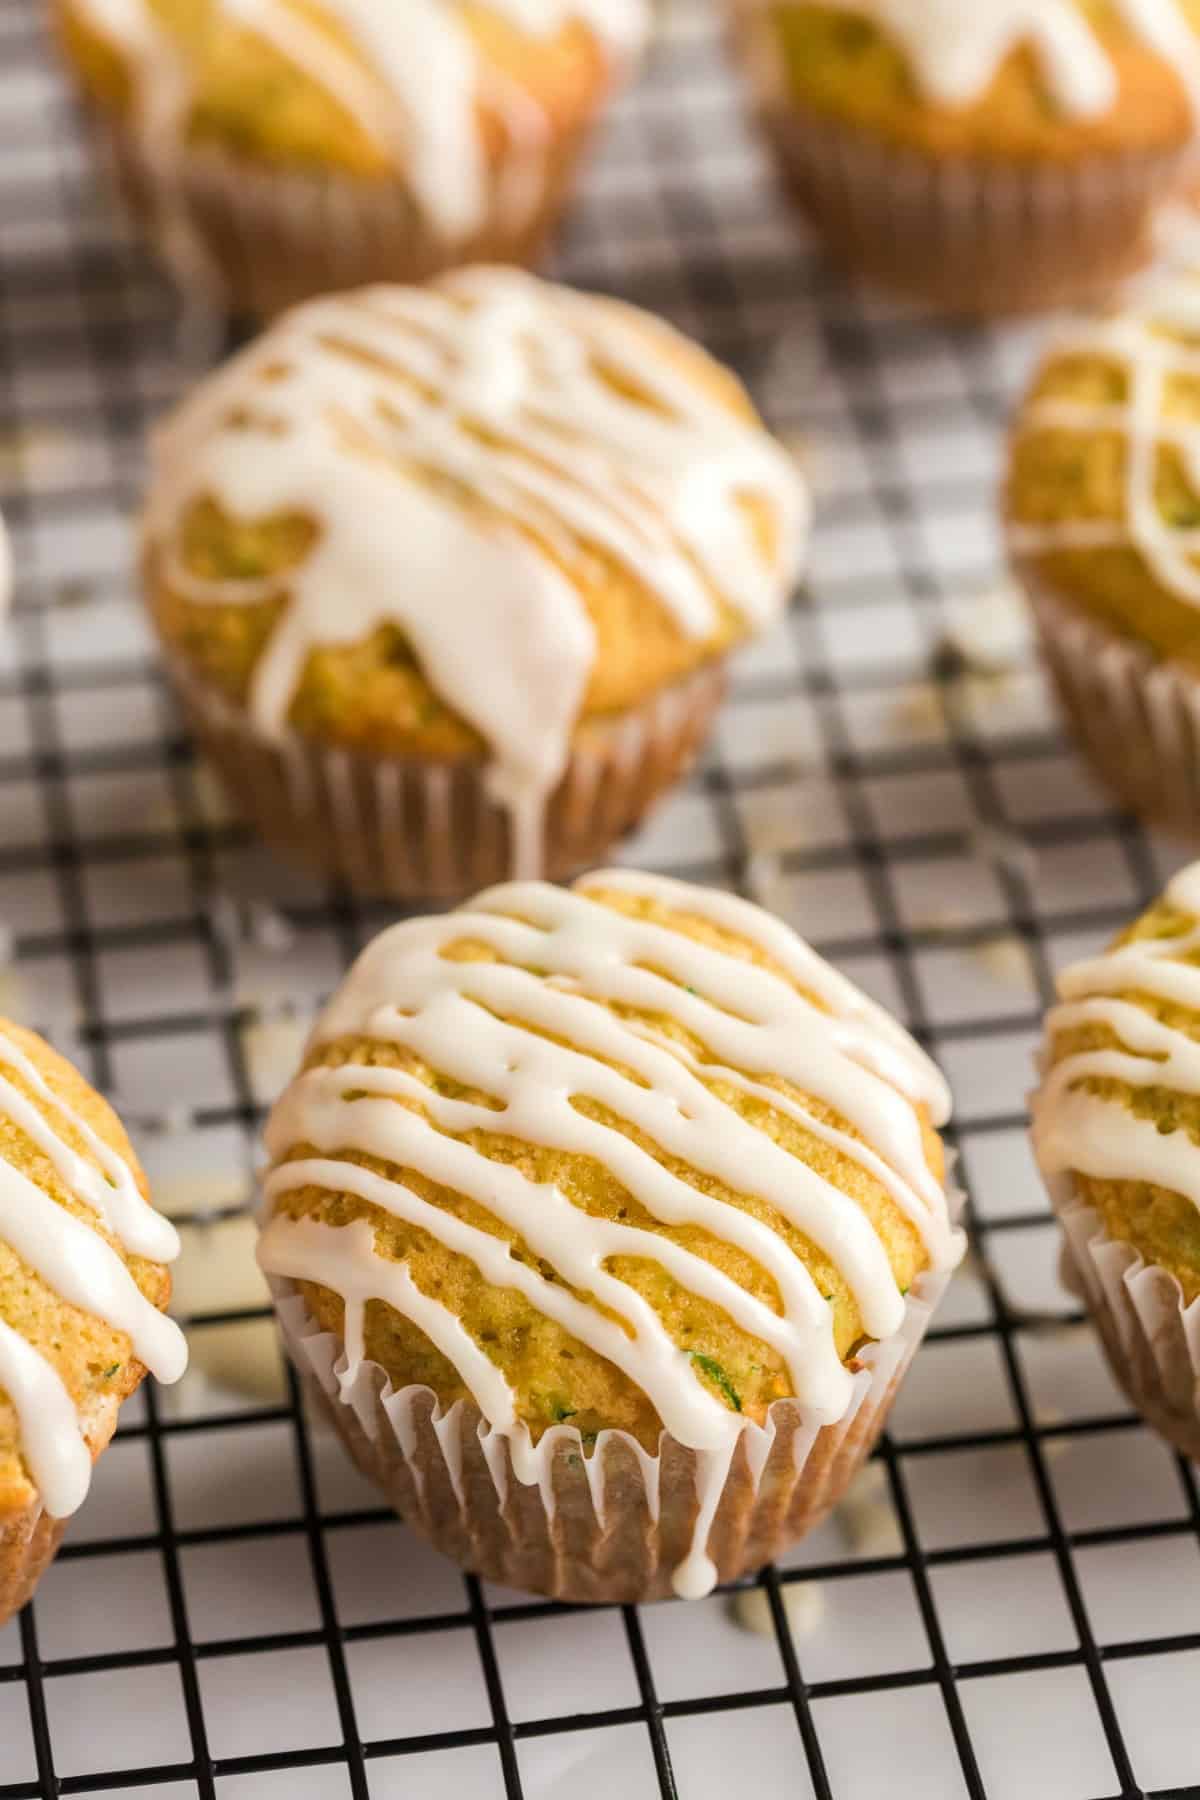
[69,0,648,280]
[257,870,960,1599]
[145,268,807,879]
[0,1034,186,1519]
[1034,862,1200,1210]
[741,0,1200,120]
[1010,277,1200,604]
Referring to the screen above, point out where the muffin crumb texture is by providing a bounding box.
[0,1023,186,1536]
[753,1,1200,159]
[258,870,961,1596]
[60,0,645,181]
[1034,862,1200,1303]
[1008,275,1200,664]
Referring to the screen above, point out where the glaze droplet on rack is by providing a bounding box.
[0,1031,186,1519]
[145,268,807,878]
[257,870,961,1599]
[745,0,1200,118]
[1034,861,1200,1206]
[69,0,649,289]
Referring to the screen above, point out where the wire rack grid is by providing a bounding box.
[0,3,1198,1797]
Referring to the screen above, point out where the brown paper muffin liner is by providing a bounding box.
[165,652,728,900]
[1021,575,1200,837]
[267,1229,958,1605]
[1052,1184,1200,1462]
[0,1505,66,1629]
[745,98,1193,316]
[92,110,597,317]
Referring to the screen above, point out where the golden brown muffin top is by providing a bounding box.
[1033,861,1200,1304]
[142,268,806,840]
[735,1,1200,163]
[57,0,644,181]
[1006,272,1200,664]
[0,1023,186,1522]
[257,871,961,1466]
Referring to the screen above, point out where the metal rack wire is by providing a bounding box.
[0,2,1198,1795]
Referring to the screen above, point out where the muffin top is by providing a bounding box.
[0,1022,187,1522]
[257,870,961,1595]
[736,1,1200,161]
[1007,274,1200,665]
[143,267,807,866]
[1033,863,1200,1305]
[60,0,647,232]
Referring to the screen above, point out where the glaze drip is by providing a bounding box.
[146,269,806,876]
[1033,862,1200,1212]
[767,0,1200,120]
[1010,277,1200,608]
[0,1031,186,1518]
[70,0,649,270]
[257,871,959,1597]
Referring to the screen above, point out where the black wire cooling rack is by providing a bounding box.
[1,2,1199,1796]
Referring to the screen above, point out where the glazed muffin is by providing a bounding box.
[1006,270,1200,833]
[257,869,963,1603]
[56,0,650,317]
[1032,863,1200,1458]
[0,1022,187,1623]
[141,266,808,899]
[728,0,1200,316]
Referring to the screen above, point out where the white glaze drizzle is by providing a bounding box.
[0,1033,180,1262]
[70,0,648,264]
[770,0,1200,121]
[1033,860,1200,1211]
[257,871,960,1597]
[0,1032,186,1517]
[145,269,807,876]
[0,1321,92,1520]
[1010,277,1200,604]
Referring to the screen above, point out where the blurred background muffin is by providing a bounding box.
[1032,863,1200,1460]
[55,0,651,316]
[0,1022,186,1624]
[140,265,808,899]
[1006,270,1200,834]
[257,869,964,1602]
[728,0,1200,315]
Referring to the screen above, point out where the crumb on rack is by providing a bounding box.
[836,1463,904,1558]
[731,1580,825,1640]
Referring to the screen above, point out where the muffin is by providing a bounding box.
[1032,863,1200,1459]
[0,1022,187,1624]
[728,0,1200,316]
[256,869,964,1603]
[56,0,650,317]
[1006,270,1200,833]
[141,266,808,899]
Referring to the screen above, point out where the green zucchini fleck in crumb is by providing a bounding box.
[689,1352,742,1413]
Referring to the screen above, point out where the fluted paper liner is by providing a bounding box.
[0,1506,66,1628]
[1022,575,1200,837]
[267,1231,957,1604]
[165,652,728,901]
[744,97,1191,315]
[1053,1184,1200,1462]
[92,109,596,317]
